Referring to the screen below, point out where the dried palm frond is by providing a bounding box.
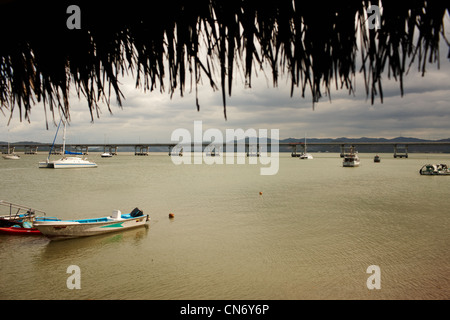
[0,0,448,126]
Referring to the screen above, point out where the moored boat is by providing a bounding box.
[2,153,20,160]
[33,207,149,240]
[39,119,97,169]
[2,140,20,160]
[299,152,313,159]
[0,224,41,235]
[101,152,113,158]
[39,156,98,168]
[299,133,313,160]
[419,164,450,175]
[342,147,360,167]
[0,200,58,236]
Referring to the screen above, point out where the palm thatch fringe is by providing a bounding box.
[0,0,448,126]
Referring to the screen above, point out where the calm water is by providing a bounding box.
[0,152,449,300]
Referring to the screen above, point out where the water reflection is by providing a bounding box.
[38,225,150,262]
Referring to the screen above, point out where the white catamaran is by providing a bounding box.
[39,119,97,169]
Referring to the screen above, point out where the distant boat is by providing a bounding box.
[343,147,360,167]
[2,140,20,160]
[2,154,20,160]
[39,119,97,169]
[33,207,150,240]
[419,164,450,175]
[101,152,113,158]
[299,152,313,160]
[299,134,313,160]
[374,155,381,163]
[247,146,259,157]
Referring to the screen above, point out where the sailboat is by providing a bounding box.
[299,134,313,160]
[2,145,20,160]
[2,133,20,160]
[39,119,97,169]
[2,152,20,160]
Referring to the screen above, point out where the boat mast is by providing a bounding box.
[62,120,66,156]
[47,119,62,162]
[304,133,307,154]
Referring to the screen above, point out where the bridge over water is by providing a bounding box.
[2,141,450,158]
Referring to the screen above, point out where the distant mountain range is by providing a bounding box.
[2,137,450,153]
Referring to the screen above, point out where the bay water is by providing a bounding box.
[0,152,449,299]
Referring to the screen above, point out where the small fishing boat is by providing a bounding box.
[33,207,149,240]
[0,221,41,235]
[0,200,57,236]
[419,164,450,175]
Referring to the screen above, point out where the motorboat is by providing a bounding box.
[299,153,313,160]
[343,153,360,167]
[33,207,149,240]
[419,164,450,175]
[39,119,97,169]
[342,147,360,167]
[101,152,113,158]
[0,221,42,235]
[0,200,58,235]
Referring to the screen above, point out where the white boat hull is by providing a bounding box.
[299,153,313,159]
[343,155,360,167]
[34,213,150,240]
[343,149,360,167]
[101,153,113,158]
[343,160,360,167]
[39,120,97,169]
[2,154,20,160]
[39,157,97,169]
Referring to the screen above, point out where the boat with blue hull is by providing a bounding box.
[33,208,149,240]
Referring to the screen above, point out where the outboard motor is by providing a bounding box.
[130,207,143,217]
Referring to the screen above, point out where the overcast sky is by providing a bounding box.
[2,15,450,144]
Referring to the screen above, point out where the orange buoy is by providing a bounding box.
[259,192,263,195]
[169,213,175,219]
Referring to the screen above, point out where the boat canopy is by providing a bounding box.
[65,150,83,155]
